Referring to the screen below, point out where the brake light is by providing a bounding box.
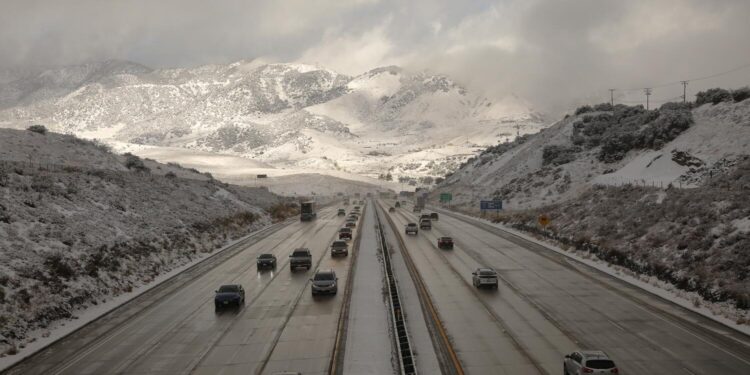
[581,368,593,373]
[610,368,619,374]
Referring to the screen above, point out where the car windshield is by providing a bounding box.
[586,360,615,369]
[258,254,274,259]
[218,285,239,293]
[332,241,346,247]
[340,228,351,232]
[292,250,309,256]
[407,223,417,227]
[314,273,335,281]
[479,270,496,276]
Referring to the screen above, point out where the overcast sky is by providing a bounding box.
[2,0,750,112]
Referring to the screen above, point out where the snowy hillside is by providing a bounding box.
[0,60,545,185]
[0,127,287,353]
[436,100,750,210]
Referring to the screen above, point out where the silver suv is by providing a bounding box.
[471,268,498,289]
[564,350,618,374]
[311,269,338,296]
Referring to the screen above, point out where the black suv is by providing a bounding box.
[330,240,349,257]
[215,284,245,309]
[256,253,277,269]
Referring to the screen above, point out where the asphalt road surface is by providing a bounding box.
[5,199,750,375]
[387,200,750,374]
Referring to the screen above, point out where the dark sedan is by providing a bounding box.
[214,284,245,309]
[257,253,277,269]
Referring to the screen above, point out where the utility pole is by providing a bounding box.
[644,88,652,110]
[609,89,615,107]
[681,81,688,103]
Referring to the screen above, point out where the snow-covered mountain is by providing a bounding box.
[0,60,545,182]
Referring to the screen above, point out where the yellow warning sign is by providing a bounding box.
[538,214,550,227]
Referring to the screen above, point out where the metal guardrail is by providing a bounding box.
[374,205,417,375]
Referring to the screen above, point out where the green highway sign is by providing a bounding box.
[440,193,452,203]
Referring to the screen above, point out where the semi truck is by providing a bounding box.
[416,196,426,210]
[300,201,317,221]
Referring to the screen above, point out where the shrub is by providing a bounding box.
[732,86,750,103]
[165,171,177,178]
[575,105,593,115]
[542,145,580,166]
[27,124,47,134]
[598,132,638,162]
[44,253,76,280]
[695,88,732,106]
[123,153,149,173]
[593,103,613,112]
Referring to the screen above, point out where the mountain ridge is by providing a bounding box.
[0,59,546,183]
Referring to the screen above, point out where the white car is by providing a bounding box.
[564,350,619,374]
[471,268,498,289]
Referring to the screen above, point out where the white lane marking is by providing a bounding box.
[607,319,625,332]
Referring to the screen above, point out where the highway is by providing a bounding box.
[5,199,750,375]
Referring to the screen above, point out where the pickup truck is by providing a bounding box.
[419,219,432,230]
[437,237,454,249]
[289,248,312,270]
[405,223,418,235]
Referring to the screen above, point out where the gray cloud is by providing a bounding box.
[2,0,749,113]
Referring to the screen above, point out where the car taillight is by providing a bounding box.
[581,368,594,373]
[610,368,619,374]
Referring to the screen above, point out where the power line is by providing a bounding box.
[615,61,750,92]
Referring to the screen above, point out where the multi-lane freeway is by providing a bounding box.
[5,200,750,375]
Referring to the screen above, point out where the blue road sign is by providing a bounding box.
[480,200,503,210]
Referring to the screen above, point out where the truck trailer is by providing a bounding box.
[300,201,317,221]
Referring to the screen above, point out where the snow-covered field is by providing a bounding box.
[0,128,288,356]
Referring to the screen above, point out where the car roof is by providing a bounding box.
[440,236,452,239]
[476,268,496,273]
[315,269,335,275]
[293,247,310,252]
[580,350,610,359]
